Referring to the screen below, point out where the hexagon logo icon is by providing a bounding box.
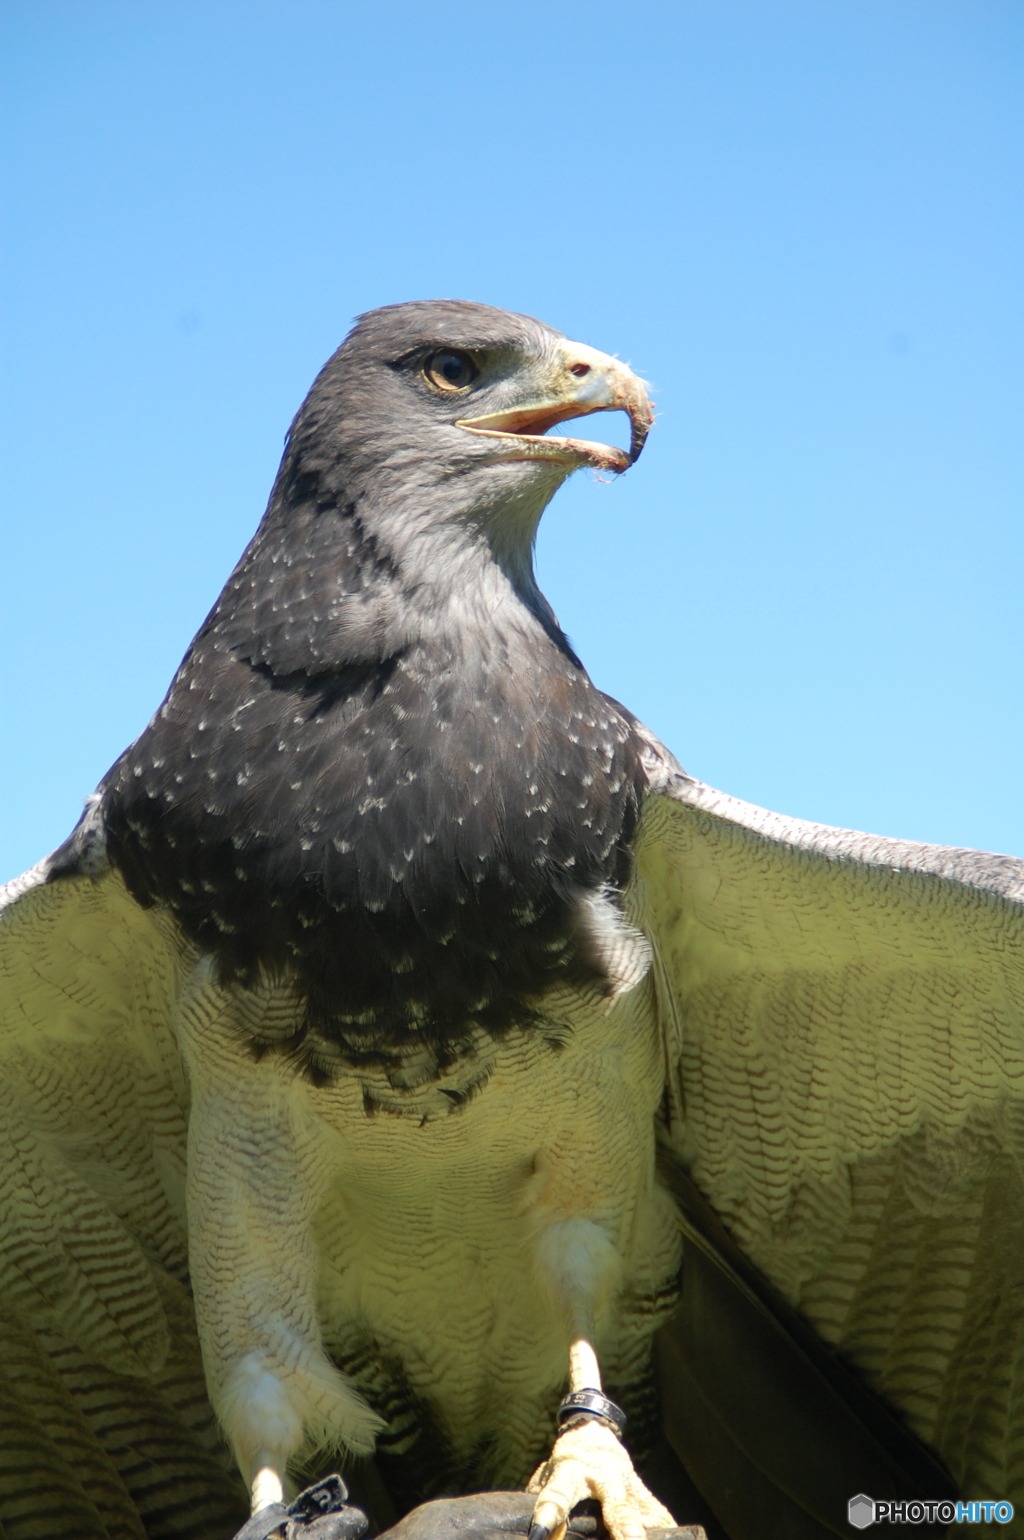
[848,1494,875,1529]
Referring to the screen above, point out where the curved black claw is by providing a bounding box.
[231,1475,370,1540]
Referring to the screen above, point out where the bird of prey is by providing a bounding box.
[1,301,1022,1540]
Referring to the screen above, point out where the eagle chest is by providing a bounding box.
[107,622,646,1072]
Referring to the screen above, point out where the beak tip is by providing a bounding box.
[626,401,654,467]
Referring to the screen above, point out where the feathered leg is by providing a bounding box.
[528,1215,675,1540]
[176,966,382,1514]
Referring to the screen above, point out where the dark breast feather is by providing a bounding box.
[99,535,648,1076]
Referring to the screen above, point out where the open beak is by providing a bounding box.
[456,342,653,474]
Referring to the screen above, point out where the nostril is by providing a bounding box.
[569,363,591,378]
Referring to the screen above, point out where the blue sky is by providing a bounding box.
[2,0,1021,878]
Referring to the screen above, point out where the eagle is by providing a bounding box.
[1,300,1022,1540]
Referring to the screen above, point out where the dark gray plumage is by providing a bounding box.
[96,303,649,1075]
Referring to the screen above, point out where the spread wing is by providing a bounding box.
[0,860,248,1539]
[8,772,1024,1540]
[634,762,1024,1537]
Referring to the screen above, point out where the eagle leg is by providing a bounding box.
[176,969,383,1514]
[529,1220,676,1540]
[526,1339,674,1540]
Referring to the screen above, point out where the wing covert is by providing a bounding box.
[635,766,1024,1513]
[0,862,248,1538]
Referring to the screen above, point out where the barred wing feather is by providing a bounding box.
[636,770,1024,1532]
[0,864,248,1540]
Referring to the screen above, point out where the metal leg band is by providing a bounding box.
[556,1388,627,1440]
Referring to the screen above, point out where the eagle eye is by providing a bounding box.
[424,350,478,393]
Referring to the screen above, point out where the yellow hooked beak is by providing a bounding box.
[456,342,653,474]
